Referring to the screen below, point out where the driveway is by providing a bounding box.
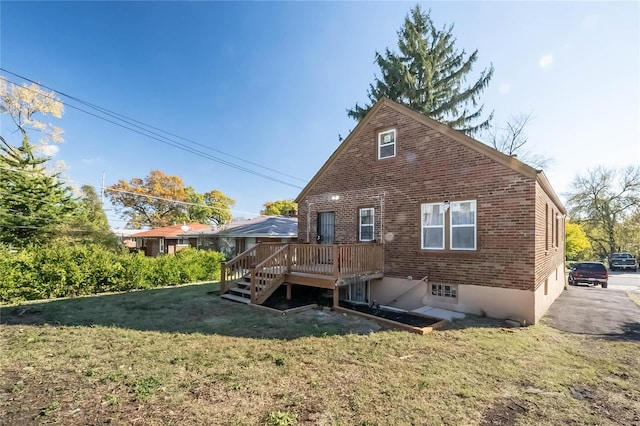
[544,286,640,341]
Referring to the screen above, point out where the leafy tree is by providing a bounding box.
[565,221,592,261]
[566,166,640,259]
[106,170,234,228]
[261,200,298,216]
[348,5,494,134]
[0,77,77,248]
[485,113,551,169]
[181,187,234,225]
[60,185,118,247]
[616,210,640,258]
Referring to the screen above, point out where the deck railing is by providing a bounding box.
[337,243,384,276]
[289,244,336,275]
[222,242,384,299]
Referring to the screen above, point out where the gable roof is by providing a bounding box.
[295,97,565,213]
[131,223,210,238]
[181,216,298,238]
[213,216,297,238]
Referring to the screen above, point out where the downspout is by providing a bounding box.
[306,200,314,243]
[380,191,385,242]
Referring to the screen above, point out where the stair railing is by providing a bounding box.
[220,245,260,294]
[251,244,289,304]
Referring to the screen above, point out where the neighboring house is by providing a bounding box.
[132,223,210,257]
[111,228,140,251]
[183,216,298,259]
[292,98,566,325]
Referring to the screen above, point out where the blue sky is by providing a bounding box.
[1,1,638,228]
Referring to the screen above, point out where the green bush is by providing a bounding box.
[0,244,224,303]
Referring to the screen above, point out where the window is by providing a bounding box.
[339,281,370,304]
[378,129,396,159]
[359,208,375,241]
[421,203,445,249]
[159,238,165,254]
[545,204,549,251]
[431,284,457,300]
[450,201,476,250]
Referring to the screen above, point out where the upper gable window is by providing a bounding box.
[378,129,396,159]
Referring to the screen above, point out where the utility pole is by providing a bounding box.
[101,171,105,206]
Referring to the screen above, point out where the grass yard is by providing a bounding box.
[1,283,639,425]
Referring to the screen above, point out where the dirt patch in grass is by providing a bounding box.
[341,301,441,327]
[480,398,528,425]
[261,286,326,311]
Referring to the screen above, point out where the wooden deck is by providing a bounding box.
[220,242,384,305]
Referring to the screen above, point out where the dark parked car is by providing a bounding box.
[568,262,608,288]
[609,252,638,272]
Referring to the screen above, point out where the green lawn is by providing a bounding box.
[1,283,638,425]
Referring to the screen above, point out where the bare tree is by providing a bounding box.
[565,166,640,258]
[486,113,551,170]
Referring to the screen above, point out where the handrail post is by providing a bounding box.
[220,262,227,294]
[250,268,256,303]
[287,244,291,273]
[333,245,340,278]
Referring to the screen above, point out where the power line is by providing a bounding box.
[0,165,263,217]
[0,68,307,188]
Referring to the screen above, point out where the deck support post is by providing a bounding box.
[333,284,339,309]
[286,284,292,300]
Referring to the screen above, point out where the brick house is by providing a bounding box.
[294,98,566,324]
[181,216,298,259]
[132,223,210,257]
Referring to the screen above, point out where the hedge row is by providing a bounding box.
[0,244,225,303]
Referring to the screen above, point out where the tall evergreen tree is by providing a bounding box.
[0,137,76,247]
[348,5,494,134]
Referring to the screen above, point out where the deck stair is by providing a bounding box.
[220,276,252,304]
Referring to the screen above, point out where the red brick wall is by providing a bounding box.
[298,104,547,291]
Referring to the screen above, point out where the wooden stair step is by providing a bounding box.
[230,287,251,296]
[221,294,251,304]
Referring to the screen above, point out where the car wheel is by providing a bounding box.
[601,282,608,289]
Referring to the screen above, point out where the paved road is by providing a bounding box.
[608,270,640,290]
[545,286,640,340]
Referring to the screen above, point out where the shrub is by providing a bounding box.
[0,244,224,303]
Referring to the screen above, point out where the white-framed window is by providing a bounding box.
[159,238,165,254]
[431,284,458,300]
[450,200,476,250]
[421,203,445,249]
[359,207,375,241]
[377,129,396,159]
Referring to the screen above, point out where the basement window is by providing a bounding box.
[378,129,396,159]
[431,284,457,300]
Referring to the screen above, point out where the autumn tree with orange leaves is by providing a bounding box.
[106,170,234,228]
